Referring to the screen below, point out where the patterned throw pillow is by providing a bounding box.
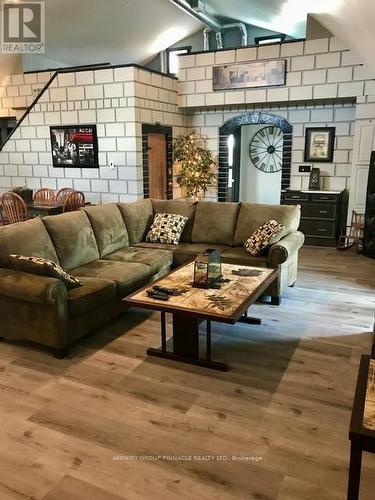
[146,213,188,245]
[244,220,284,256]
[9,254,82,288]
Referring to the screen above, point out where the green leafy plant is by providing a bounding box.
[174,131,216,199]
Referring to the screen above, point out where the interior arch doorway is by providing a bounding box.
[218,112,293,203]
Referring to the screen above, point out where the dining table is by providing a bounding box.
[0,201,64,225]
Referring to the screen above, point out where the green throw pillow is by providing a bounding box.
[10,254,82,288]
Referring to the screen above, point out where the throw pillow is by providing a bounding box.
[9,254,82,288]
[244,220,284,256]
[145,213,188,245]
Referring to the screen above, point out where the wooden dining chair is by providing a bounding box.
[33,188,56,204]
[63,191,85,213]
[0,192,29,224]
[56,187,74,203]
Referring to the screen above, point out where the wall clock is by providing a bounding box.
[249,126,283,173]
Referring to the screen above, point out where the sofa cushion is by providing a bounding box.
[103,246,173,274]
[0,218,59,267]
[191,201,240,245]
[117,198,153,244]
[43,211,100,270]
[9,254,82,288]
[67,277,117,316]
[134,242,180,252]
[84,204,129,257]
[234,203,301,246]
[221,247,269,267]
[70,260,152,297]
[173,243,232,267]
[152,199,197,242]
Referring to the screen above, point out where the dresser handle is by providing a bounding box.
[318,228,327,232]
[320,196,328,200]
[319,210,328,214]
[292,196,299,199]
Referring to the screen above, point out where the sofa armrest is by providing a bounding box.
[268,231,305,267]
[0,268,67,305]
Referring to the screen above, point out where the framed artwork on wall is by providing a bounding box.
[212,59,286,91]
[304,127,335,163]
[50,124,99,168]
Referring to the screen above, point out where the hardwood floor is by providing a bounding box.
[0,246,374,499]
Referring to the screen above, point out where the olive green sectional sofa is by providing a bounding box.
[0,198,303,356]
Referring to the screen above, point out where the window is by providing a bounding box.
[167,46,191,75]
[255,34,286,45]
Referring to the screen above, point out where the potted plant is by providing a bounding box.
[173,131,216,200]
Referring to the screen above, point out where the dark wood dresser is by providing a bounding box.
[281,189,348,247]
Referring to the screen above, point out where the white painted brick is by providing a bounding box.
[23,152,39,163]
[97,108,115,122]
[325,177,346,190]
[178,54,196,68]
[302,69,326,85]
[85,85,104,99]
[235,46,257,62]
[215,50,235,64]
[118,166,140,180]
[177,81,195,94]
[67,86,85,100]
[186,94,205,107]
[49,87,67,101]
[57,73,75,86]
[41,178,57,190]
[329,37,348,52]
[25,177,41,189]
[286,72,301,86]
[107,152,126,166]
[117,137,137,151]
[11,74,24,85]
[95,69,114,83]
[78,109,96,122]
[281,41,304,57]
[81,168,100,179]
[291,55,315,71]
[224,91,244,105]
[76,71,94,85]
[334,122,350,135]
[0,177,12,188]
[24,73,37,84]
[61,111,78,123]
[267,87,289,102]
[341,51,363,66]
[146,85,159,100]
[304,38,329,54]
[196,80,212,93]
[335,164,351,177]
[33,165,48,177]
[353,65,375,81]
[98,137,117,151]
[313,83,338,99]
[35,126,50,139]
[186,67,206,81]
[334,106,356,121]
[114,66,137,81]
[104,83,124,98]
[338,81,364,98]
[334,150,349,163]
[99,167,118,180]
[245,89,267,103]
[91,179,109,192]
[8,152,23,164]
[205,67,212,79]
[28,112,45,126]
[101,193,120,203]
[109,180,127,193]
[64,168,82,178]
[289,86,313,101]
[151,73,163,88]
[73,179,91,191]
[289,109,310,123]
[18,165,33,177]
[30,139,46,151]
[310,108,334,122]
[128,180,143,195]
[7,86,19,97]
[365,81,375,96]
[4,165,16,175]
[44,112,61,125]
[49,167,64,178]
[138,69,151,84]
[336,136,353,149]
[37,72,51,83]
[327,66,353,82]
[38,152,52,164]
[205,92,224,106]
[21,127,36,139]
[258,44,280,59]
[105,123,125,136]
[196,52,215,66]
[315,52,341,69]
[19,84,32,96]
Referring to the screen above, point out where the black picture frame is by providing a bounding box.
[304,127,335,163]
[50,124,99,168]
[212,59,286,91]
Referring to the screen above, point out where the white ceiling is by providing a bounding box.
[17,0,375,73]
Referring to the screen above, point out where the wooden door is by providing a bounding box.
[148,133,167,199]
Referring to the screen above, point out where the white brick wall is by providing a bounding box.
[0,66,181,203]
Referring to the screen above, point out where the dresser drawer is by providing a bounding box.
[300,220,336,239]
[301,204,336,220]
[284,192,308,202]
[311,193,338,203]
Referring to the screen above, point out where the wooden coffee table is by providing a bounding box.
[124,262,278,371]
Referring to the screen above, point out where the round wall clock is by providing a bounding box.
[249,126,283,173]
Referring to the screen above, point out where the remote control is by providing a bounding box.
[147,289,169,301]
[153,285,175,295]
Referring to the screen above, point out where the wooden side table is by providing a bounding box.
[347,355,375,499]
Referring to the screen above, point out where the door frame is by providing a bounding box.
[142,124,173,199]
[218,112,293,202]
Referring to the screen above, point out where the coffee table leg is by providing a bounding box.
[347,441,362,500]
[147,313,228,371]
[239,309,261,325]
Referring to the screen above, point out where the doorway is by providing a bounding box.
[218,112,293,203]
[142,124,173,199]
[239,124,283,204]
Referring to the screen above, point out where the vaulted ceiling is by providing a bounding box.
[17,0,375,73]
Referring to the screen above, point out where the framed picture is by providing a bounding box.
[304,127,335,163]
[212,59,286,91]
[50,124,99,168]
